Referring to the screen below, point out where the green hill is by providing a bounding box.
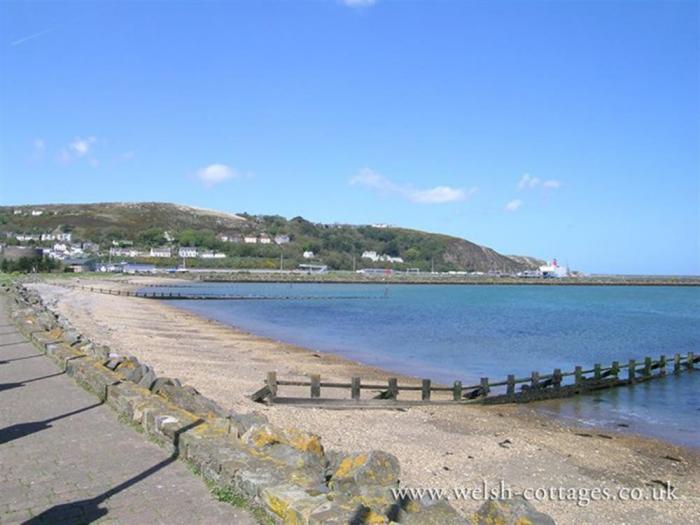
[0,202,539,272]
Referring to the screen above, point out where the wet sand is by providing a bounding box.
[29,277,700,524]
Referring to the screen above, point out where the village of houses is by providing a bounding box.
[2,209,405,274]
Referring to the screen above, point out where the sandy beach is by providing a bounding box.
[29,277,700,524]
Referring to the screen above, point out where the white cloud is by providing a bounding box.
[69,136,96,157]
[517,173,540,190]
[342,0,376,7]
[410,186,476,204]
[196,164,238,187]
[505,199,523,212]
[33,138,45,152]
[350,168,476,204]
[543,179,562,189]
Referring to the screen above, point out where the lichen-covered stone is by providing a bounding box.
[329,451,400,491]
[242,424,324,457]
[471,496,556,525]
[262,484,330,523]
[230,411,269,438]
[156,383,227,419]
[400,500,464,525]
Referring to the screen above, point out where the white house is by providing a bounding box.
[200,251,226,259]
[150,247,172,258]
[243,236,258,244]
[31,210,44,216]
[303,251,315,259]
[13,210,22,215]
[259,235,272,245]
[274,235,290,245]
[53,243,68,253]
[40,233,56,241]
[16,234,40,242]
[361,251,379,262]
[178,247,198,258]
[56,232,72,242]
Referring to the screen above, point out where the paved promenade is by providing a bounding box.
[0,296,256,525]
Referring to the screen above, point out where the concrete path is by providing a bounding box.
[0,296,257,525]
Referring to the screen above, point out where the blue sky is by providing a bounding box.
[1,1,698,275]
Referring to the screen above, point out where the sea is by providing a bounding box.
[150,282,700,448]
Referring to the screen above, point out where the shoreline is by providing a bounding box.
[29,276,700,524]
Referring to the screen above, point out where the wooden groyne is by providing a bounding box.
[69,284,382,301]
[252,352,698,408]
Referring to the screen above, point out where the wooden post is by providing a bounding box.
[628,359,636,384]
[452,380,462,401]
[574,366,583,385]
[530,371,540,389]
[594,364,601,381]
[266,372,277,400]
[506,375,515,397]
[388,378,398,399]
[659,355,666,376]
[310,374,321,398]
[351,377,361,400]
[644,357,652,377]
[480,377,490,397]
[611,361,620,378]
[553,369,562,390]
[421,379,431,401]
[688,352,695,371]
[674,353,681,374]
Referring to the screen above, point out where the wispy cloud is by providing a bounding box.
[517,173,540,190]
[341,0,377,7]
[350,168,476,204]
[543,179,562,189]
[505,199,523,212]
[196,163,239,187]
[10,28,55,47]
[69,136,96,157]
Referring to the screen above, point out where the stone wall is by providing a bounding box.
[3,280,555,525]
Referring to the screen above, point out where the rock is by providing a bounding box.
[230,411,269,438]
[328,451,400,491]
[262,484,330,523]
[150,377,179,394]
[400,500,464,525]
[137,367,157,389]
[156,384,227,419]
[124,364,147,384]
[62,329,82,346]
[242,424,324,457]
[472,496,556,525]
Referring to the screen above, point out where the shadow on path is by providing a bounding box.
[0,354,42,365]
[0,371,65,393]
[22,419,203,524]
[0,401,102,445]
[0,340,29,348]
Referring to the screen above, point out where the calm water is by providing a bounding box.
[154,283,700,447]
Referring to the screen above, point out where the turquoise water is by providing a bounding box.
[155,283,700,447]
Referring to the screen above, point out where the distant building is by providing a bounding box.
[199,251,226,259]
[31,210,44,216]
[150,247,172,258]
[361,251,379,262]
[123,263,156,274]
[13,210,22,215]
[274,235,290,245]
[302,251,315,259]
[539,259,568,278]
[81,242,99,252]
[178,247,198,258]
[243,236,258,244]
[16,234,40,242]
[259,235,272,245]
[63,257,97,273]
[298,264,327,274]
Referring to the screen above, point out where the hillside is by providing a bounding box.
[0,202,539,272]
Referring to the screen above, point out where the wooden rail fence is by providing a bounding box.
[251,352,698,408]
